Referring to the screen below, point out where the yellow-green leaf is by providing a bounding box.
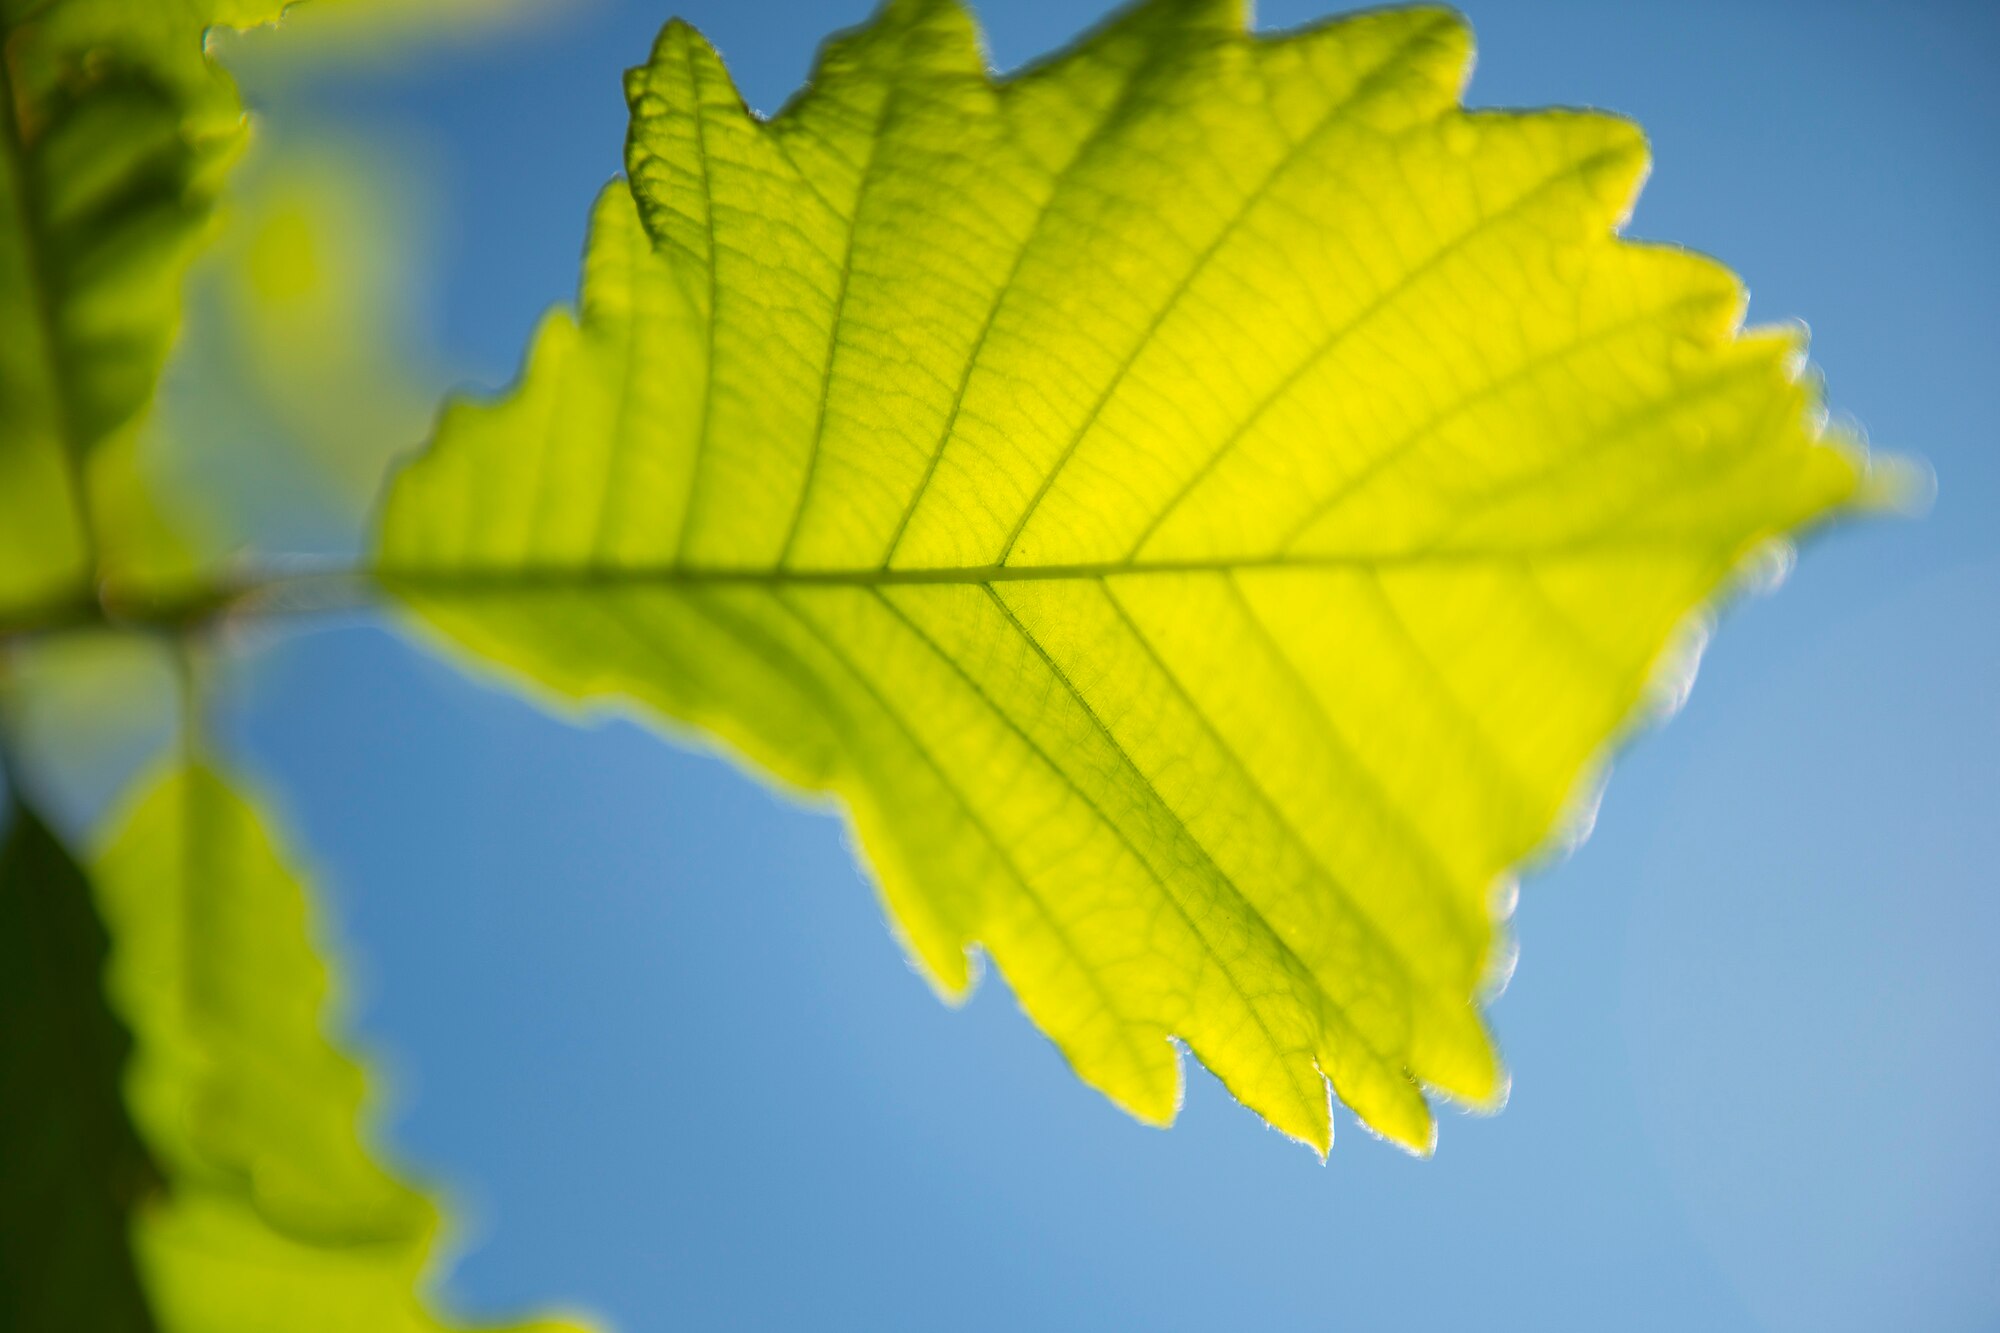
[377,0,1905,1153]
[93,765,587,1330]
[0,0,292,605]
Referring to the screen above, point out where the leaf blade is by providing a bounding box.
[92,764,589,1330]
[0,787,159,1333]
[378,0,1899,1152]
[0,0,293,604]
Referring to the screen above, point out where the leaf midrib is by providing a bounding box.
[375,531,1739,596]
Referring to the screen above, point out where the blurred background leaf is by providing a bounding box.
[0,0,293,605]
[128,135,446,567]
[90,764,593,1332]
[0,787,160,1333]
[83,0,551,582]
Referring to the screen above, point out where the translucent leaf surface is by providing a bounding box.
[93,766,588,1330]
[378,0,1901,1152]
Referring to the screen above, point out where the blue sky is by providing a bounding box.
[161,1,2000,1328]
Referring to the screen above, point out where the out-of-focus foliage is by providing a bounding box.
[0,633,176,820]
[382,0,1908,1153]
[0,0,480,603]
[90,765,589,1332]
[140,139,445,562]
[0,0,589,1325]
[0,0,288,605]
[218,146,438,506]
[218,0,545,65]
[0,790,158,1333]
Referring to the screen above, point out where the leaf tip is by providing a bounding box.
[632,15,736,105]
[1856,449,1935,518]
[1357,1093,1439,1159]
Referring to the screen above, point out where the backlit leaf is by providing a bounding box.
[377,0,1905,1152]
[93,765,589,1330]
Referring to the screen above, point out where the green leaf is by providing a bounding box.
[377,0,1905,1153]
[92,765,588,1330]
[0,786,159,1333]
[0,0,292,604]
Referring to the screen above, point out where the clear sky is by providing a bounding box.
[178,1,2000,1329]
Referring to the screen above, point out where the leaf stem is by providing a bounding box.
[0,562,380,646]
